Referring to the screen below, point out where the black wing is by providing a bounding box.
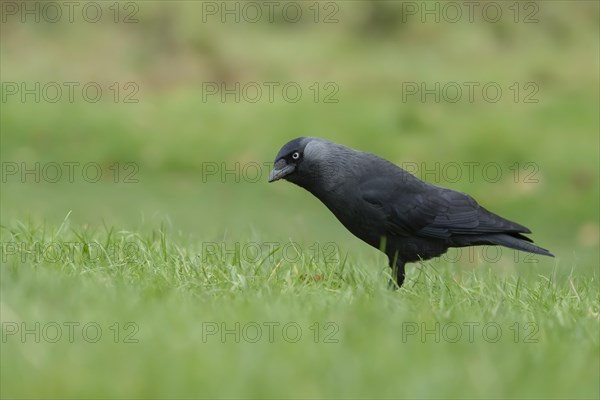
[360,176,531,240]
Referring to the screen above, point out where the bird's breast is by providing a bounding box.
[318,190,387,248]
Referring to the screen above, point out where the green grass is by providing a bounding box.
[1,220,598,399]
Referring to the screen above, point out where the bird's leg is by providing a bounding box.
[388,259,406,290]
[395,260,406,288]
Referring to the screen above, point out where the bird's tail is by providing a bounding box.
[482,233,554,257]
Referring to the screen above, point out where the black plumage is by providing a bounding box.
[268,137,553,287]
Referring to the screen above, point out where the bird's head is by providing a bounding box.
[268,137,311,184]
[269,137,356,194]
[269,136,340,186]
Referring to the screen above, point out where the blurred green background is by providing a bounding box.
[1,1,599,398]
[1,1,598,255]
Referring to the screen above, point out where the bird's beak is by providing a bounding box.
[268,159,295,182]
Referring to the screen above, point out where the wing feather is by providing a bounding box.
[361,177,531,240]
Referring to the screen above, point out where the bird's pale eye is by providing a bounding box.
[292,152,300,160]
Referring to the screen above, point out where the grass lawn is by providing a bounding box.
[1,220,598,399]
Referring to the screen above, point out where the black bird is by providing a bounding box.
[268,137,553,288]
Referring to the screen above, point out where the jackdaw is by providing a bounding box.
[268,137,553,288]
